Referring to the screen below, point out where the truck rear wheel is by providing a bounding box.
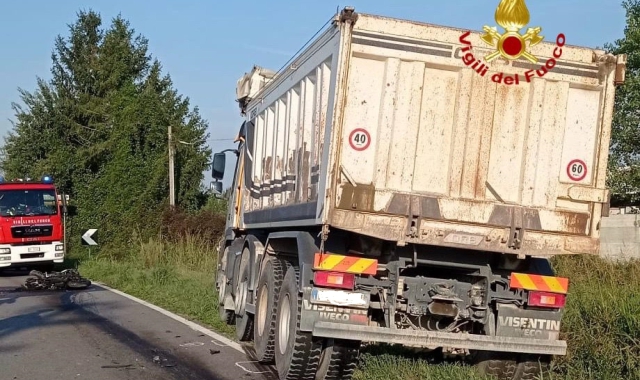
[275,264,322,380]
[473,351,517,379]
[315,338,361,380]
[234,247,254,342]
[253,256,287,364]
[514,354,551,380]
[216,247,234,325]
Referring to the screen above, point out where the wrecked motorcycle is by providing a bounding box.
[23,268,92,291]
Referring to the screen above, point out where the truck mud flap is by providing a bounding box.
[299,287,370,332]
[311,322,567,356]
[495,303,563,341]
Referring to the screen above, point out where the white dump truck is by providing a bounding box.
[212,6,626,380]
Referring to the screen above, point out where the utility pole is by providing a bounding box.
[168,125,175,207]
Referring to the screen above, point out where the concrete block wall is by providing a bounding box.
[599,214,640,260]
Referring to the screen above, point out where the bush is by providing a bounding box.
[551,255,640,379]
[160,204,226,245]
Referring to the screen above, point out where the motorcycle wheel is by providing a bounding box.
[67,279,92,290]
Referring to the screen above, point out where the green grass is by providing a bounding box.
[70,238,640,380]
[73,235,235,339]
[353,345,489,380]
[551,255,640,379]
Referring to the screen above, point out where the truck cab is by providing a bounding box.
[0,175,67,272]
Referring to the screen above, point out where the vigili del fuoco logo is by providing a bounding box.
[458,0,566,85]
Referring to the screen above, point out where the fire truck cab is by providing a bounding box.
[0,175,67,271]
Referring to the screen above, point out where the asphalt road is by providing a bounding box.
[0,269,276,380]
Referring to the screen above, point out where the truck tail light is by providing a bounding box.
[313,271,355,290]
[528,291,566,309]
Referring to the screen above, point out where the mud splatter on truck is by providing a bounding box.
[213,5,626,380]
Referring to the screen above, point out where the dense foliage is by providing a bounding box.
[607,0,640,204]
[0,10,212,247]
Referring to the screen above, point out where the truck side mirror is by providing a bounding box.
[212,153,226,181]
[210,181,223,198]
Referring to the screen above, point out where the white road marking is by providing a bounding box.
[180,342,205,347]
[93,282,244,353]
[210,338,230,347]
[235,361,270,374]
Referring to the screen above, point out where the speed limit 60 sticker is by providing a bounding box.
[566,159,587,182]
[349,128,371,151]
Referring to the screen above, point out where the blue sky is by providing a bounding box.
[0,0,627,189]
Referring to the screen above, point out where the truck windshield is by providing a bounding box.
[0,189,58,217]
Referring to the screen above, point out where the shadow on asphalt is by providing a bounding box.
[238,343,283,379]
[0,278,277,379]
[0,256,82,277]
[0,267,32,277]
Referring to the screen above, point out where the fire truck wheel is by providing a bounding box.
[473,350,517,380]
[254,256,287,364]
[315,338,361,380]
[514,354,551,380]
[234,247,254,342]
[275,264,322,380]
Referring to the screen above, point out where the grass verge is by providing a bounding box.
[71,236,640,380]
[73,235,234,339]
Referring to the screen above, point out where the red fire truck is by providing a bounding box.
[0,175,68,272]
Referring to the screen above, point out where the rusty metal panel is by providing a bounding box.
[298,75,315,203]
[412,68,459,195]
[263,106,275,208]
[239,25,342,228]
[234,8,623,253]
[326,12,621,255]
[273,98,286,207]
[334,15,613,240]
[522,80,569,209]
[485,83,528,203]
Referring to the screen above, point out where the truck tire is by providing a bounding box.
[315,338,361,380]
[254,256,287,364]
[275,263,323,380]
[473,351,517,379]
[217,247,235,325]
[514,354,551,380]
[234,247,254,342]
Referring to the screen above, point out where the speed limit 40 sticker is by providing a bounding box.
[349,128,371,151]
[566,159,587,182]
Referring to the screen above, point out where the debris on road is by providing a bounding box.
[101,364,134,369]
[152,354,177,368]
[209,349,220,355]
[22,269,92,291]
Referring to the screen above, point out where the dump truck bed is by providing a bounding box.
[237,10,625,256]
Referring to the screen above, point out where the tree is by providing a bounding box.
[0,10,212,247]
[606,0,640,204]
